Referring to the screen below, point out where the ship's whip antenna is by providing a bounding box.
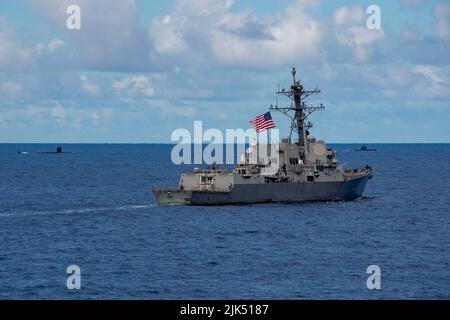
[276,84,279,107]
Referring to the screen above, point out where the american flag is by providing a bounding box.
[250,111,276,133]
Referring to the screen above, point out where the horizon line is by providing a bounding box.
[1,142,450,144]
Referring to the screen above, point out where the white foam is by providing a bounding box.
[0,204,155,218]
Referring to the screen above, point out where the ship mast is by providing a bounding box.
[270,67,325,152]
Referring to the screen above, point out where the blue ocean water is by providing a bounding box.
[0,143,449,299]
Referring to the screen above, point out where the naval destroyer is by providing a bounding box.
[153,68,373,205]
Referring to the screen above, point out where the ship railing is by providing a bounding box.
[343,166,373,179]
[191,187,230,193]
[183,170,229,176]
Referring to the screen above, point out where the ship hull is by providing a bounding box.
[153,174,370,205]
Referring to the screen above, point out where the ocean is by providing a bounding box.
[0,143,449,299]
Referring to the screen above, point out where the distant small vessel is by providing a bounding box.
[356,145,376,152]
[17,151,30,155]
[38,146,72,154]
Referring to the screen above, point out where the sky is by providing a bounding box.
[0,0,449,143]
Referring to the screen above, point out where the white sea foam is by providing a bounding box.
[0,204,155,217]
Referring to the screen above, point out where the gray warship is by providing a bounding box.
[153,68,373,205]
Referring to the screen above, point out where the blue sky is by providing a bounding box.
[0,0,449,143]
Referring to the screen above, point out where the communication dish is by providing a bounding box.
[250,138,257,146]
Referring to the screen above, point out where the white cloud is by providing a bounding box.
[150,0,324,68]
[151,15,188,55]
[79,74,101,95]
[211,6,323,66]
[413,65,445,84]
[410,65,449,99]
[434,4,450,41]
[51,103,67,124]
[0,81,23,99]
[0,16,68,72]
[334,5,365,26]
[113,75,156,97]
[311,63,450,102]
[34,101,112,127]
[360,65,410,88]
[47,38,65,53]
[332,6,384,62]
[147,99,196,118]
[28,0,151,70]
[0,16,35,71]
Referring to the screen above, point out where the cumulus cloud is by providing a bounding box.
[150,0,387,68]
[27,0,152,71]
[34,38,65,56]
[301,61,450,103]
[392,3,450,65]
[411,65,450,99]
[1,0,449,142]
[150,0,324,68]
[413,65,446,84]
[332,5,384,62]
[0,15,70,72]
[27,101,112,128]
[46,38,65,53]
[79,74,101,96]
[0,16,35,71]
[113,75,157,97]
[151,15,189,55]
[147,99,196,118]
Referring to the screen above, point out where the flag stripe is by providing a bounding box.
[250,112,276,133]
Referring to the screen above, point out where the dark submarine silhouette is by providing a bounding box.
[37,146,72,154]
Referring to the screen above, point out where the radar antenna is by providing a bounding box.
[270,67,325,153]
